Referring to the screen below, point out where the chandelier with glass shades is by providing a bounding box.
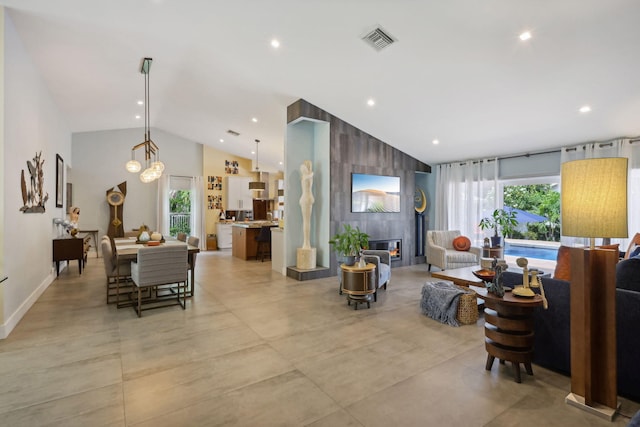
[125,57,165,183]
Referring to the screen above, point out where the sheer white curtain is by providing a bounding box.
[434,158,499,246]
[156,174,170,236]
[560,138,640,248]
[190,176,206,250]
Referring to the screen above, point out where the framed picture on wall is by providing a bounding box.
[55,154,64,208]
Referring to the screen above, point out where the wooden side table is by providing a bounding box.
[475,287,543,383]
[340,263,376,310]
[482,246,504,259]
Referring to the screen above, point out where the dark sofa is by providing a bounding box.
[501,257,640,402]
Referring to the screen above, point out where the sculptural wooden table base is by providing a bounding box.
[475,287,543,383]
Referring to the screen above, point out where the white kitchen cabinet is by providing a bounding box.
[275,179,284,219]
[225,176,253,211]
[217,223,233,249]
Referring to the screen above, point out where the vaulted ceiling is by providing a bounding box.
[3,0,640,171]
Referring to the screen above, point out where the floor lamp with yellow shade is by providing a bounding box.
[561,157,628,420]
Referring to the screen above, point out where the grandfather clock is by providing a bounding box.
[106,181,127,238]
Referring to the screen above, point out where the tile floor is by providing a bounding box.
[0,251,637,426]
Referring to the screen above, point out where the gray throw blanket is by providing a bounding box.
[420,281,466,327]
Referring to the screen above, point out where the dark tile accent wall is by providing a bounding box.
[288,99,431,273]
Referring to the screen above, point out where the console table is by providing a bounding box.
[78,229,99,257]
[53,236,91,276]
[475,287,543,383]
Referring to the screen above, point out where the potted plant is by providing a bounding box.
[329,224,369,266]
[479,208,518,247]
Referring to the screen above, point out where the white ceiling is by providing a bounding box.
[3,0,640,172]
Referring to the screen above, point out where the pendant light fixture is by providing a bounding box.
[249,139,266,190]
[125,57,164,183]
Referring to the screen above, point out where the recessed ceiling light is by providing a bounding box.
[271,39,280,48]
[279,161,283,165]
[519,31,532,41]
[252,117,258,123]
[432,139,440,145]
[579,105,592,113]
[135,115,141,119]
[137,100,144,105]
[367,98,375,107]
[219,139,224,143]
[251,150,256,155]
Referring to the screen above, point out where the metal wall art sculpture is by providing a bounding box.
[20,151,48,213]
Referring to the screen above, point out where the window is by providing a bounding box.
[169,189,191,236]
[167,176,194,237]
[500,176,560,260]
[499,176,560,241]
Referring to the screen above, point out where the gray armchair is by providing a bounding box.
[101,237,132,304]
[361,249,391,301]
[130,245,188,317]
[426,230,481,271]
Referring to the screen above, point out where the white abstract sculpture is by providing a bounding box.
[299,160,314,249]
[296,160,316,269]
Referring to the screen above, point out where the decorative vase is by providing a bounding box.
[343,255,356,266]
[138,231,150,242]
[150,232,162,241]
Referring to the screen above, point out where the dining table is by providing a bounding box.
[112,237,200,307]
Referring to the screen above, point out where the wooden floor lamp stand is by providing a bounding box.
[565,247,620,421]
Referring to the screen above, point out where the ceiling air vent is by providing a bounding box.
[227,129,240,136]
[362,27,396,51]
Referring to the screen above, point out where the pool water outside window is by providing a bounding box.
[503,239,560,261]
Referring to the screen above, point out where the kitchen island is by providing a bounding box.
[232,221,278,260]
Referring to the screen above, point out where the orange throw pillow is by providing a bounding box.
[453,236,471,251]
[553,244,620,281]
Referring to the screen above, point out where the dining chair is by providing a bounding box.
[187,235,200,249]
[101,237,132,304]
[187,236,200,296]
[130,245,188,317]
[177,232,187,242]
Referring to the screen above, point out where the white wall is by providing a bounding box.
[313,122,330,268]
[71,128,202,244]
[284,118,330,269]
[1,10,72,338]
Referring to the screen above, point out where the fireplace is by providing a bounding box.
[368,239,402,261]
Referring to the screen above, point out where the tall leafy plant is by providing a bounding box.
[479,208,518,238]
[329,224,369,257]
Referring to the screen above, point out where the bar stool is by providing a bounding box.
[255,226,271,262]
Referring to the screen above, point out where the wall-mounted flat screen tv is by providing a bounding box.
[351,173,401,213]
